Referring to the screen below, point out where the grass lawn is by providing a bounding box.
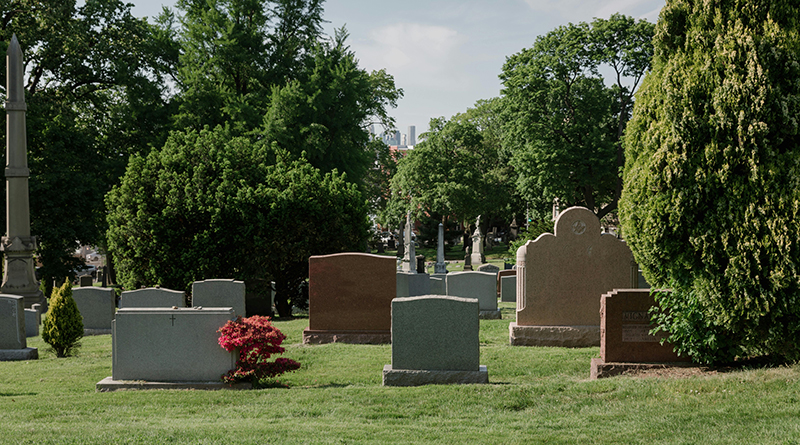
[1,302,799,444]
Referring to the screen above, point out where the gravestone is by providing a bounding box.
[304,253,395,344]
[434,223,447,274]
[401,213,416,273]
[463,247,473,271]
[0,294,38,360]
[500,275,517,303]
[396,272,431,298]
[445,271,500,319]
[429,273,446,295]
[107,307,236,383]
[119,287,185,309]
[79,275,93,287]
[511,206,636,347]
[591,289,691,379]
[72,287,116,335]
[192,279,246,317]
[24,308,38,337]
[31,303,41,325]
[415,255,426,274]
[383,295,488,386]
[470,216,485,265]
[497,269,516,299]
[477,263,500,274]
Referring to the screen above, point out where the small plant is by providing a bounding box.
[218,315,300,384]
[41,279,84,357]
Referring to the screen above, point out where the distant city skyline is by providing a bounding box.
[131,0,667,134]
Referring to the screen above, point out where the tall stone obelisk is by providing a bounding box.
[2,35,44,308]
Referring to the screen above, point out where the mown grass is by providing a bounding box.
[1,302,799,444]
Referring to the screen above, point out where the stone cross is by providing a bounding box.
[434,223,447,274]
[401,212,416,273]
[1,35,44,309]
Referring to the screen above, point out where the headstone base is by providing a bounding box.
[84,328,112,336]
[302,329,391,345]
[96,376,251,391]
[0,347,38,361]
[479,310,502,320]
[590,358,696,379]
[382,364,488,386]
[509,323,600,347]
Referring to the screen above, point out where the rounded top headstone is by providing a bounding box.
[554,206,600,239]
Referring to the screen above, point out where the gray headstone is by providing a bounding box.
[119,287,184,309]
[112,307,236,382]
[0,295,25,349]
[429,274,446,295]
[24,308,38,337]
[445,271,498,312]
[73,287,116,331]
[390,295,480,371]
[477,263,500,274]
[396,272,431,297]
[191,279,245,317]
[79,275,93,287]
[500,275,517,303]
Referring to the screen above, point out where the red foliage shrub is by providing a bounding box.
[218,315,300,383]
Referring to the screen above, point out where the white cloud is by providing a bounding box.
[523,0,663,22]
[354,23,472,91]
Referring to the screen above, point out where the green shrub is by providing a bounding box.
[620,1,800,364]
[41,280,84,357]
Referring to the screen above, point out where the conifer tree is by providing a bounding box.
[41,280,84,357]
[620,0,800,363]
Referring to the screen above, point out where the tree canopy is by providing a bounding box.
[619,0,800,363]
[500,14,654,220]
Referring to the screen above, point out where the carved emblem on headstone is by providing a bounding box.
[571,220,586,235]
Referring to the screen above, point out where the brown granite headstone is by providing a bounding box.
[303,252,396,344]
[591,289,691,378]
[510,206,637,347]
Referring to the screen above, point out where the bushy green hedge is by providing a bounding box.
[620,0,800,363]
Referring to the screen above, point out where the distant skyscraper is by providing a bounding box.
[407,126,416,146]
[394,130,401,145]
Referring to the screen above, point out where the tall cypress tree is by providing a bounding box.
[620,0,800,363]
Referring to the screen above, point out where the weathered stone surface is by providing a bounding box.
[304,252,395,344]
[476,263,500,274]
[96,376,251,391]
[396,272,431,297]
[191,279,246,317]
[73,287,116,332]
[119,287,185,309]
[301,330,391,345]
[79,276,93,287]
[391,296,480,371]
[600,289,690,363]
[445,271,497,312]
[112,307,236,382]
[590,358,696,379]
[509,322,600,347]
[513,207,636,347]
[500,275,516,303]
[383,364,488,386]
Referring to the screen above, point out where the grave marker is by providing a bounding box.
[119,287,184,309]
[0,294,38,360]
[72,287,116,335]
[446,271,500,319]
[192,279,245,317]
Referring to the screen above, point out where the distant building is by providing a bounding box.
[407,125,416,146]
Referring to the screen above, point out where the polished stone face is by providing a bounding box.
[307,252,396,332]
[600,289,690,364]
[72,287,116,330]
[445,271,497,312]
[391,295,479,372]
[516,206,635,327]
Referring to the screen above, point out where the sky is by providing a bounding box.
[130,0,667,138]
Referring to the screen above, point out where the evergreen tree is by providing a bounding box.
[620,0,800,363]
[41,280,84,358]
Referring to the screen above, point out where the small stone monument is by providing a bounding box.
[470,216,485,265]
[0,294,38,360]
[510,206,637,347]
[463,247,473,271]
[1,35,45,310]
[191,279,246,317]
[72,287,116,335]
[434,223,447,274]
[445,271,500,319]
[401,213,416,273]
[383,295,488,386]
[590,289,691,379]
[119,287,185,309]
